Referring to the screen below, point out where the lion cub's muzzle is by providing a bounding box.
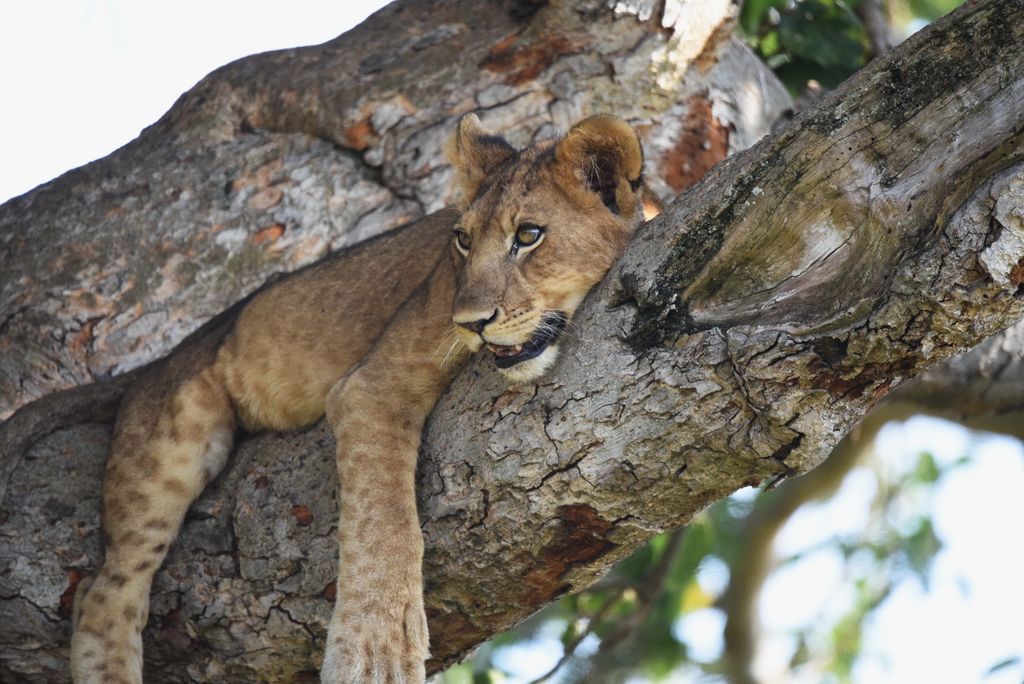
[486,311,567,368]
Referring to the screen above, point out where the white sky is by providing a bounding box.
[763,419,1024,684]
[0,0,389,203]
[2,3,1022,683]
[494,420,1024,684]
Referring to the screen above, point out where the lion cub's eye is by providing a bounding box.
[513,223,545,251]
[453,229,472,255]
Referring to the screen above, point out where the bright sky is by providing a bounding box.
[2,3,1022,683]
[0,0,389,203]
[764,419,1024,684]
[492,419,1024,684]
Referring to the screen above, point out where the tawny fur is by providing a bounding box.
[70,114,646,684]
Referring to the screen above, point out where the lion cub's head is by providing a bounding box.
[447,114,645,383]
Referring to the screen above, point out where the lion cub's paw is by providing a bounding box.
[320,599,429,684]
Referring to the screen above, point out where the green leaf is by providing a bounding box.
[474,669,507,684]
[760,30,781,57]
[909,0,963,21]
[740,0,787,34]
[777,0,867,71]
[561,619,581,648]
[984,656,1021,676]
[440,664,473,684]
[774,59,851,93]
[903,517,942,583]
[910,451,941,485]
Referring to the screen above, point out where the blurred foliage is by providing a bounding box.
[738,0,965,94]
[436,5,997,683]
[438,444,971,684]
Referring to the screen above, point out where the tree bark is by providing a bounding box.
[420,0,1024,663]
[886,318,1024,437]
[0,0,791,681]
[0,0,788,419]
[2,0,1023,682]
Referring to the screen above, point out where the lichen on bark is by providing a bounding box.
[1,0,1023,681]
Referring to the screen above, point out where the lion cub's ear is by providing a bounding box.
[447,113,517,204]
[554,114,644,217]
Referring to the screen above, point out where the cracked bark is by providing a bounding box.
[2,0,1024,681]
[0,0,787,419]
[883,317,1024,438]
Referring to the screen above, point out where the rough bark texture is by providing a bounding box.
[420,0,1024,659]
[0,0,788,419]
[888,317,1024,436]
[0,0,792,680]
[2,0,1023,682]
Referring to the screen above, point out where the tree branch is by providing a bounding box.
[721,416,880,683]
[420,0,1024,665]
[887,318,1024,438]
[0,0,788,419]
[856,0,895,59]
[1,0,1022,681]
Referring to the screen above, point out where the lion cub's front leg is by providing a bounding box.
[321,369,430,683]
[320,275,460,684]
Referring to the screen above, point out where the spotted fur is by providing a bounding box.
[70,114,645,683]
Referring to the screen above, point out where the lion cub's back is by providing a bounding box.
[215,210,456,431]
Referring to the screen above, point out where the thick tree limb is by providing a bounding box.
[886,318,1024,437]
[0,0,788,418]
[420,0,1024,663]
[721,417,875,684]
[2,0,1023,681]
[0,0,792,681]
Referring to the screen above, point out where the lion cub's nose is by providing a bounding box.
[454,310,498,335]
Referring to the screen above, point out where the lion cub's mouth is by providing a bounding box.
[487,312,567,369]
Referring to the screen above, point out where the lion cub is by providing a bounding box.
[70,114,645,683]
